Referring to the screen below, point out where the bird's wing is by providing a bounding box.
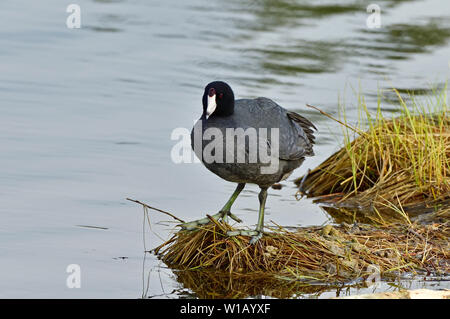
[286,111,316,155]
[252,98,316,161]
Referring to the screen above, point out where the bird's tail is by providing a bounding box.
[287,111,317,147]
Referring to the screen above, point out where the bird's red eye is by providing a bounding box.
[219,93,224,99]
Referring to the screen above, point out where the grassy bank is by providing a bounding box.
[296,87,449,224]
[154,220,449,285]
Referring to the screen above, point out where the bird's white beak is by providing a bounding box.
[206,94,216,119]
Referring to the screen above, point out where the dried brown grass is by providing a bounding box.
[155,219,449,283]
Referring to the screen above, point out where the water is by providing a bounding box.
[0,0,449,298]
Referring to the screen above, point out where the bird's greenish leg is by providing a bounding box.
[227,187,268,244]
[220,183,245,223]
[180,183,245,230]
[249,187,267,244]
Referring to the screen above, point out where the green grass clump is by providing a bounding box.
[296,86,449,223]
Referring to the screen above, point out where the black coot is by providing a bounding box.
[181,81,316,244]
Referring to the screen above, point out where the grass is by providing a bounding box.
[154,218,449,285]
[296,86,449,224]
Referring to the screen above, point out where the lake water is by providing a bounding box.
[0,0,449,298]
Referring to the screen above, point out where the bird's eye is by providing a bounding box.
[219,93,224,99]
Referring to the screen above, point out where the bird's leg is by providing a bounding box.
[250,187,267,244]
[227,187,268,245]
[219,183,245,223]
[180,183,245,230]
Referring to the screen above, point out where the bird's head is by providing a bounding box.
[202,81,235,119]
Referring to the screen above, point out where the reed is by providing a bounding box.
[154,219,449,283]
[295,86,449,223]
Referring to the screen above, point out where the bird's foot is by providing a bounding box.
[221,211,242,224]
[179,210,241,231]
[226,229,263,244]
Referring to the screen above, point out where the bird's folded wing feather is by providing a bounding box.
[251,98,316,161]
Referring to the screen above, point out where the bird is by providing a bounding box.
[180,81,316,244]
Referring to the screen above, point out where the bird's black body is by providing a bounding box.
[191,97,316,187]
[182,81,316,243]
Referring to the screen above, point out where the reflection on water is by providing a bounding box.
[0,0,449,298]
[141,265,449,299]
